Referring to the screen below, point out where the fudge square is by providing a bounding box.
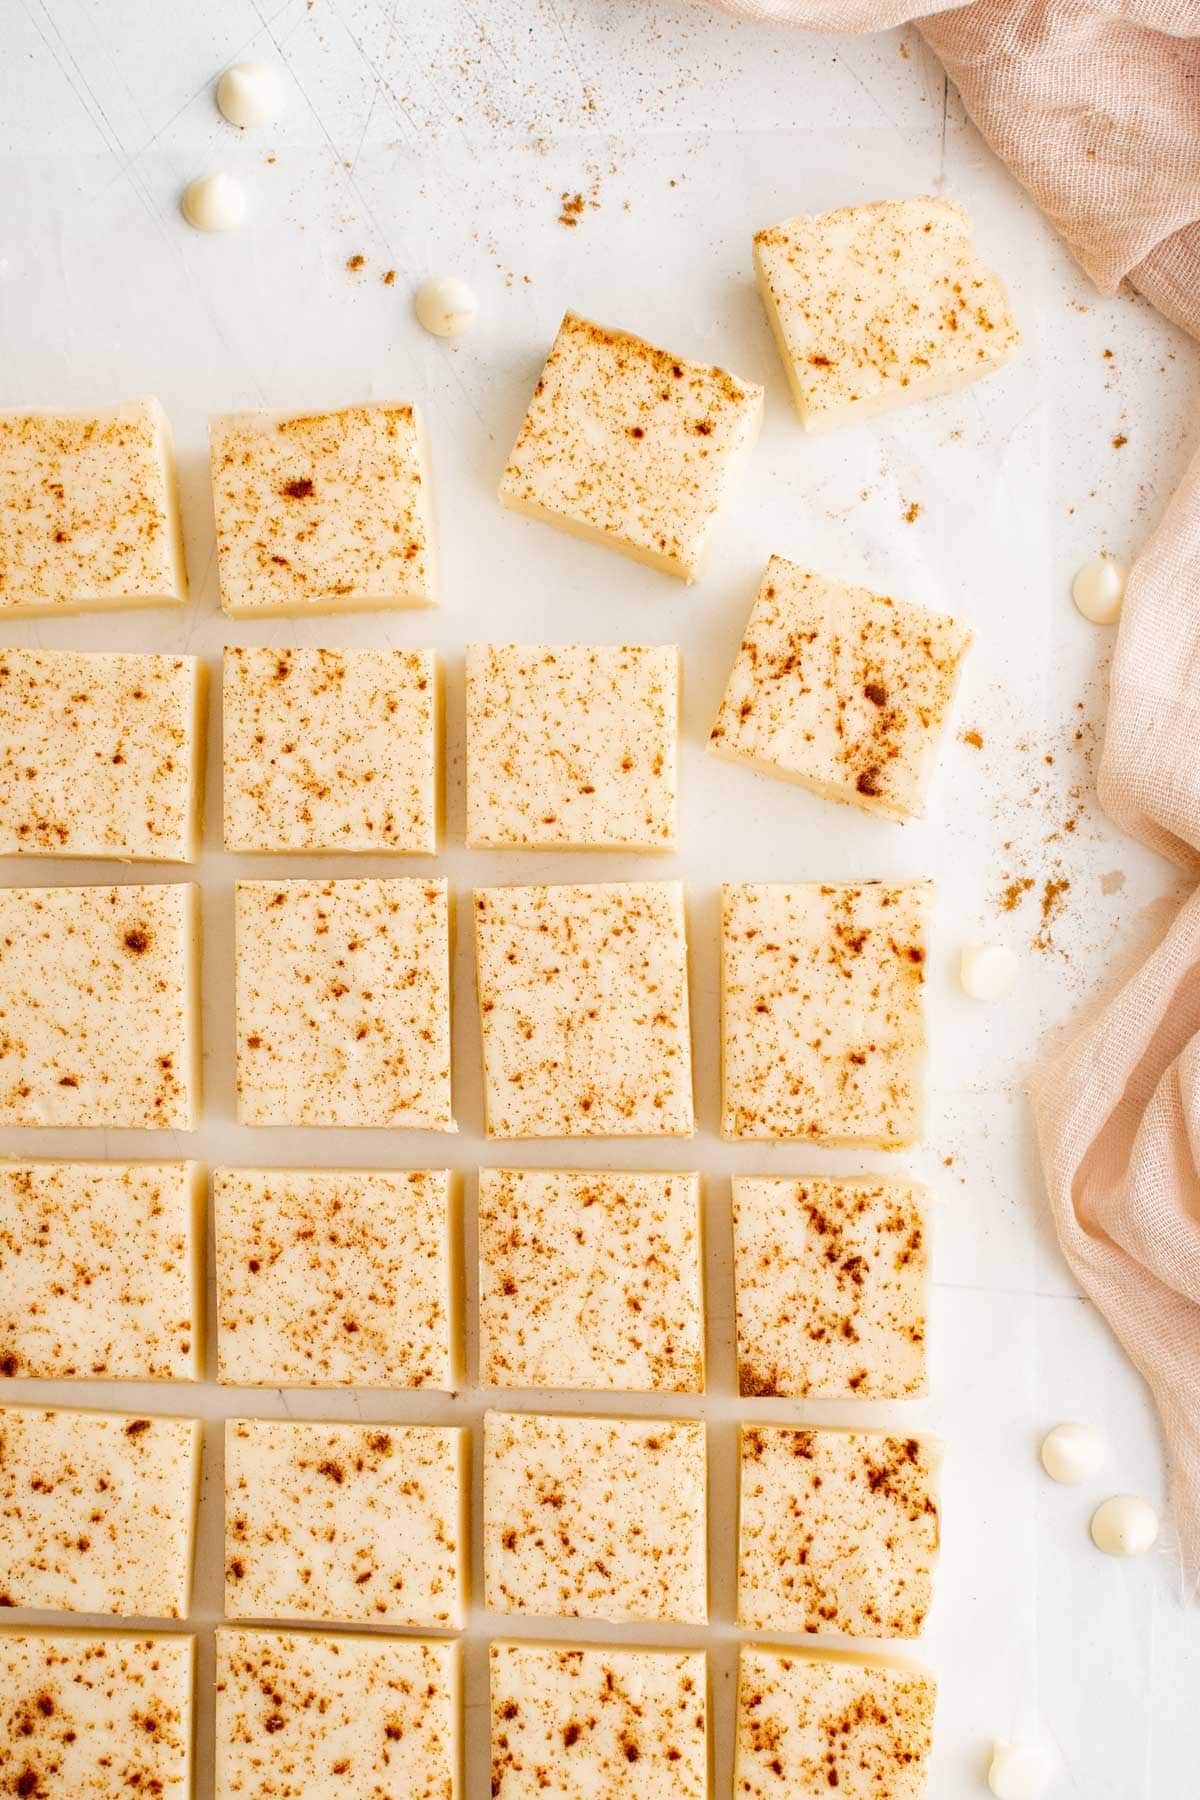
[473,882,694,1138]
[737,1424,940,1638]
[754,195,1021,430]
[720,880,929,1146]
[224,1417,467,1629]
[215,1626,461,1800]
[211,403,437,616]
[483,1409,707,1624]
[465,642,679,850]
[478,1167,705,1392]
[223,645,439,854]
[708,558,972,821]
[0,883,200,1130]
[490,1640,708,1800]
[234,877,454,1129]
[498,311,763,582]
[214,1166,461,1389]
[731,1174,928,1400]
[0,648,205,860]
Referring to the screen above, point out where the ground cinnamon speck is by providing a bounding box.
[961,728,983,749]
[346,253,365,272]
[902,500,922,524]
[1112,433,1128,448]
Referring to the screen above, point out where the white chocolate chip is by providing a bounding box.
[1040,1421,1105,1486]
[1090,1494,1159,1556]
[216,62,283,128]
[960,942,1019,1002]
[1072,557,1127,625]
[987,1741,1053,1799]
[181,172,246,233]
[414,275,478,338]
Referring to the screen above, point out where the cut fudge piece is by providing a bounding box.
[224,1417,467,1629]
[0,1630,195,1798]
[211,403,436,615]
[490,1640,708,1800]
[754,195,1021,430]
[215,1626,460,1800]
[732,1175,928,1400]
[222,645,439,854]
[0,883,200,1130]
[720,881,929,1146]
[214,1166,460,1389]
[708,558,972,821]
[0,1160,204,1382]
[735,1645,935,1799]
[478,1168,704,1392]
[483,1409,707,1624]
[499,311,763,582]
[737,1424,940,1638]
[0,648,205,860]
[474,882,694,1139]
[234,878,454,1130]
[465,642,679,850]
[0,1404,202,1617]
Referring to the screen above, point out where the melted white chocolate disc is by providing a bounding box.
[415,275,478,339]
[217,63,283,129]
[1072,557,1127,625]
[987,1742,1053,1799]
[181,172,246,233]
[1040,1421,1105,1486]
[1091,1494,1159,1556]
[960,943,1019,1002]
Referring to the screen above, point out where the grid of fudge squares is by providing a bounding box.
[499,311,763,581]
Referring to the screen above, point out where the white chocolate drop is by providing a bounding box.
[1090,1494,1159,1556]
[216,63,284,130]
[414,275,478,339]
[181,172,247,233]
[960,943,1019,1002]
[987,1742,1053,1800]
[1040,1421,1105,1486]
[1072,557,1127,625]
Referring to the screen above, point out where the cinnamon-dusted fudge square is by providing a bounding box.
[211,403,437,615]
[732,1175,928,1400]
[708,558,972,820]
[499,311,763,582]
[737,1424,940,1638]
[720,881,929,1146]
[754,196,1020,430]
[465,642,679,850]
[223,646,439,853]
[474,882,694,1139]
[483,1409,707,1624]
[478,1168,704,1392]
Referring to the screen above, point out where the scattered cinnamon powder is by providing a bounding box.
[1000,877,1034,912]
[382,269,396,286]
[558,192,585,227]
[346,254,365,273]
[902,500,922,524]
[1034,877,1071,950]
[961,728,984,750]
[1112,433,1127,448]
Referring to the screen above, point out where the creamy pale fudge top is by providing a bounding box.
[737,1424,940,1638]
[720,880,929,1146]
[0,399,186,615]
[754,196,1021,429]
[499,311,763,582]
[211,403,437,615]
[465,642,679,850]
[0,1161,204,1383]
[709,558,973,821]
[223,645,439,853]
[491,1641,709,1800]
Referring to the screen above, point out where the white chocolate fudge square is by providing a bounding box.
[0,399,187,616]
[0,649,204,860]
[720,881,929,1146]
[737,1425,940,1639]
[0,883,200,1130]
[754,196,1021,430]
[708,559,972,821]
[212,404,436,616]
[234,878,454,1130]
[735,1645,935,1799]
[0,1630,195,1799]
[474,882,694,1139]
[478,1168,705,1392]
[0,1161,204,1383]
[214,1167,461,1389]
[465,643,679,850]
[0,1404,201,1618]
[222,645,439,854]
[215,1626,460,1800]
[483,1409,707,1624]
[732,1175,927,1400]
[490,1640,708,1800]
[224,1417,467,1629]
[499,311,763,582]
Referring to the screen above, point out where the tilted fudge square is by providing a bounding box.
[708,558,972,820]
[754,196,1021,430]
[737,1424,940,1638]
[223,645,439,853]
[211,403,437,615]
[498,311,763,582]
[465,642,679,850]
[474,882,694,1139]
[720,880,929,1146]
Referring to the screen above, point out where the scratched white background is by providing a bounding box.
[1,2,1198,1796]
